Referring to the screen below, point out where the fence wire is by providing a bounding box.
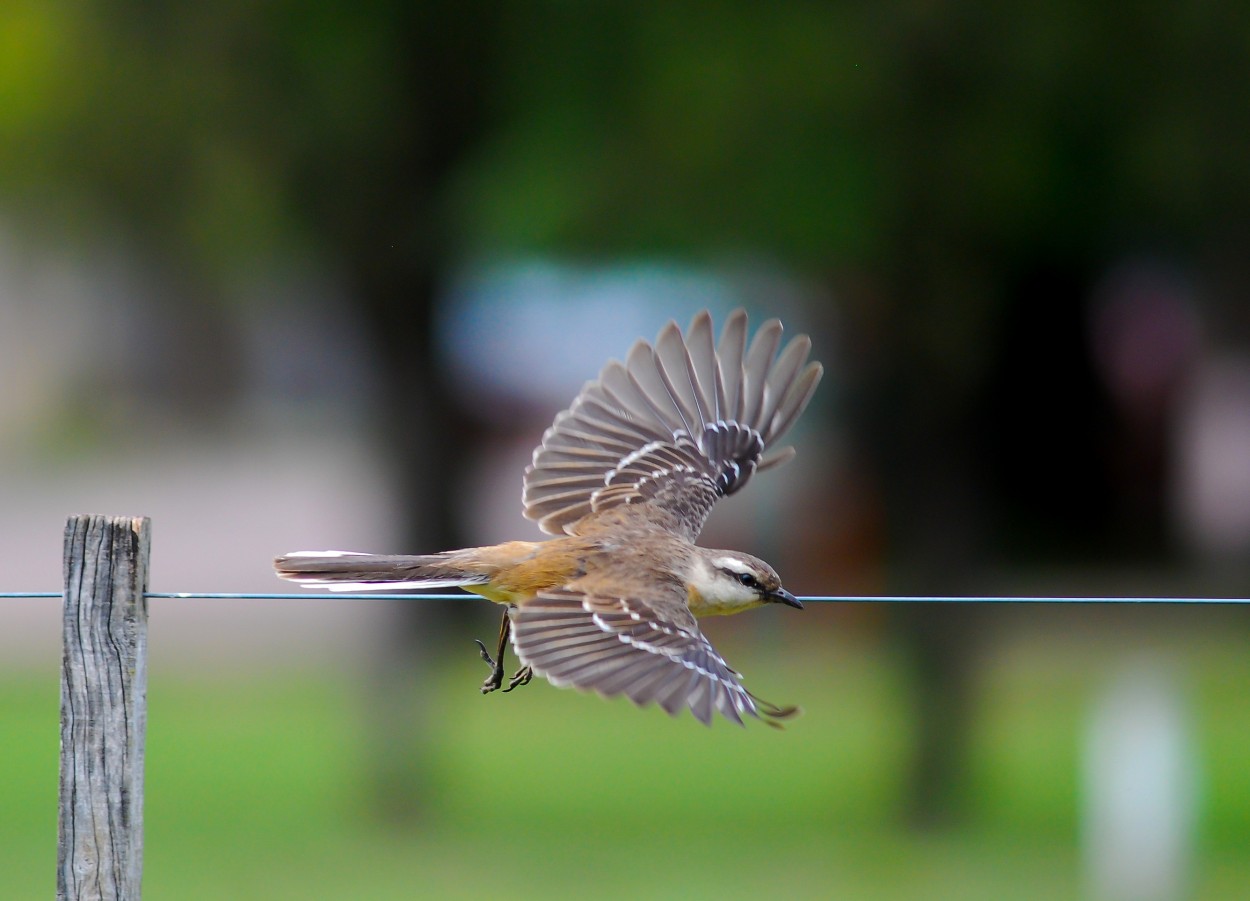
[2,591,1249,604]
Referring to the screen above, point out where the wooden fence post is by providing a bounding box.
[58,515,150,901]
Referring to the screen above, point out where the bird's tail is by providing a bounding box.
[273,549,492,592]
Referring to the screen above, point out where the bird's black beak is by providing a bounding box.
[772,588,803,610]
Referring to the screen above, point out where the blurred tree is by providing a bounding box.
[0,0,502,819]
[3,0,1250,826]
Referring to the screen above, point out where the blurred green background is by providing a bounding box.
[4,2,1250,899]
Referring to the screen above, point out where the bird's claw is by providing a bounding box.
[474,638,498,668]
[503,666,532,692]
[475,639,504,694]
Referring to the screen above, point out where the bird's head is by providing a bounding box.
[687,550,804,616]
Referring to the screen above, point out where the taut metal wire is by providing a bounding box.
[2,591,1248,604]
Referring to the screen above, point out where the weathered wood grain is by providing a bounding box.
[58,515,150,901]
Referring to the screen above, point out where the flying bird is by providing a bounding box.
[276,308,822,726]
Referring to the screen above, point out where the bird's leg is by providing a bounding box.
[476,610,511,694]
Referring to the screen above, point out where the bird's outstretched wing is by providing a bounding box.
[510,587,798,727]
[523,309,823,540]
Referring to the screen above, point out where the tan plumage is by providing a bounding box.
[275,308,822,726]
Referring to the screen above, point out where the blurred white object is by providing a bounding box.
[437,258,814,420]
[1173,354,1250,559]
[1082,664,1198,901]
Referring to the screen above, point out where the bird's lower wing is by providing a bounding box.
[510,588,798,727]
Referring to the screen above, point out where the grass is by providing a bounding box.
[5,633,1250,899]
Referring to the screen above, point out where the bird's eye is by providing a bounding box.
[737,572,758,588]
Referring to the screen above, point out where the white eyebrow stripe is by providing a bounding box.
[712,556,753,575]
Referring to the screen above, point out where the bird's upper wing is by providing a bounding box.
[510,587,797,726]
[522,308,823,541]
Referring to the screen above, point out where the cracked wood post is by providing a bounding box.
[58,515,150,901]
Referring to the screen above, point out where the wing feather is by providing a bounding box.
[648,346,700,439]
[758,335,811,435]
[523,309,823,539]
[741,318,783,429]
[653,321,706,435]
[511,588,794,726]
[599,361,675,433]
[767,362,824,442]
[716,309,748,422]
[685,310,721,422]
[658,314,718,431]
[625,340,689,433]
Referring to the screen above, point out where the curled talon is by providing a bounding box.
[503,666,532,692]
[476,638,505,693]
[474,638,498,668]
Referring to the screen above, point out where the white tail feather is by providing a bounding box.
[313,579,471,592]
[283,550,371,558]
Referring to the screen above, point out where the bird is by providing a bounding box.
[275,308,822,726]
